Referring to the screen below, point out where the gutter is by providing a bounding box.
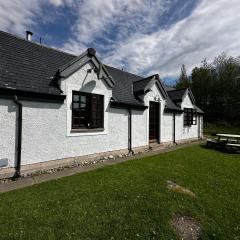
[110,101,148,110]
[13,95,22,178]
[164,108,183,114]
[0,88,66,103]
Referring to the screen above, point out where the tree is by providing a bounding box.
[190,53,240,123]
[191,59,214,120]
[175,64,191,89]
[211,53,240,122]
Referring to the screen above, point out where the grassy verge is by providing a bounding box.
[0,145,239,239]
[204,122,240,136]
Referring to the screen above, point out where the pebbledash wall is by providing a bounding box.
[0,62,202,174]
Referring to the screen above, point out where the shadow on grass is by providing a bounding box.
[200,143,240,155]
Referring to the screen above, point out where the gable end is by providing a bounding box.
[59,48,115,88]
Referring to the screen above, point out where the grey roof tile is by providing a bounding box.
[167,88,188,102]
[0,30,76,95]
[133,76,155,93]
[105,65,144,106]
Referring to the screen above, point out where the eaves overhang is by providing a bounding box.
[0,88,66,103]
[110,100,148,110]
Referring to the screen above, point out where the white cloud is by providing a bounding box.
[48,0,65,7]
[62,0,240,81]
[0,0,73,37]
[0,0,42,35]
[103,0,240,79]
[1,0,239,82]
[48,0,73,7]
[62,0,173,54]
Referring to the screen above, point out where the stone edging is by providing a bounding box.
[0,140,205,193]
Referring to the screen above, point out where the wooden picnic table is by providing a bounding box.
[207,133,240,151]
[216,133,240,139]
[216,133,240,143]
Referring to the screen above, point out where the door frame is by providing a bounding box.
[148,101,160,143]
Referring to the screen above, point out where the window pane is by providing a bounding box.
[73,102,79,109]
[91,94,103,128]
[73,117,79,126]
[184,108,194,126]
[73,94,79,101]
[80,95,87,108]
[81,95,86,102]
[81,102,86,109]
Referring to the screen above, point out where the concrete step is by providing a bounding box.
[149,143,174,151]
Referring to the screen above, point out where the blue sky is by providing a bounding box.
[0,0,239,85]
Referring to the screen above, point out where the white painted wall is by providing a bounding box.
[20,101,129,166]
[0,99,17,168]
[161,113,173,143]
[0,66,203,169]
[175,92,199,141]
[131,109,147,148]
[199,115,203,139]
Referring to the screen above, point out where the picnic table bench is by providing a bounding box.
[207,133,240,151]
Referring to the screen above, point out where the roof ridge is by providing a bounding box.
[104,64,143,79]
[0,30,77,57]
[167,87,188,92]
[133,74,158,83]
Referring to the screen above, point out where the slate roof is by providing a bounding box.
[0,30,203,113]
[165,96,183,112]
[104,65,144,107]
[105,66,181,111]
[133,75,155,94]
[0,30,76,95]
[167,88,188,102]
[167,88,204,113]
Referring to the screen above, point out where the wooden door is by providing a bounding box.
[149,101,159,142]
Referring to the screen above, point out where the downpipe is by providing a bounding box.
[128,109,134,154]
[173,113,178,145]
[13,95,22,178]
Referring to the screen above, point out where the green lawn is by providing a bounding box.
[0,145,239,240]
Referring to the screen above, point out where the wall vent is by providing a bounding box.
[0,158,8,167]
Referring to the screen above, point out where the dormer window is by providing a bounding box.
[184,108,196,126]
[72,91,104,131]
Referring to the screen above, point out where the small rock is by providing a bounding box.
[108,155,115,160]
[167,180,196,197]
[104,156,108,160]
[118,154,123,158]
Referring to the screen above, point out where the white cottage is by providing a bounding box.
[0,31,203,178]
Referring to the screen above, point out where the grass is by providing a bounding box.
[0,145,240,239]
[204,122,240,136]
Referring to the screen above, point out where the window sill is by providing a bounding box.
[71,128,104,133]
[184,124,197,127]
